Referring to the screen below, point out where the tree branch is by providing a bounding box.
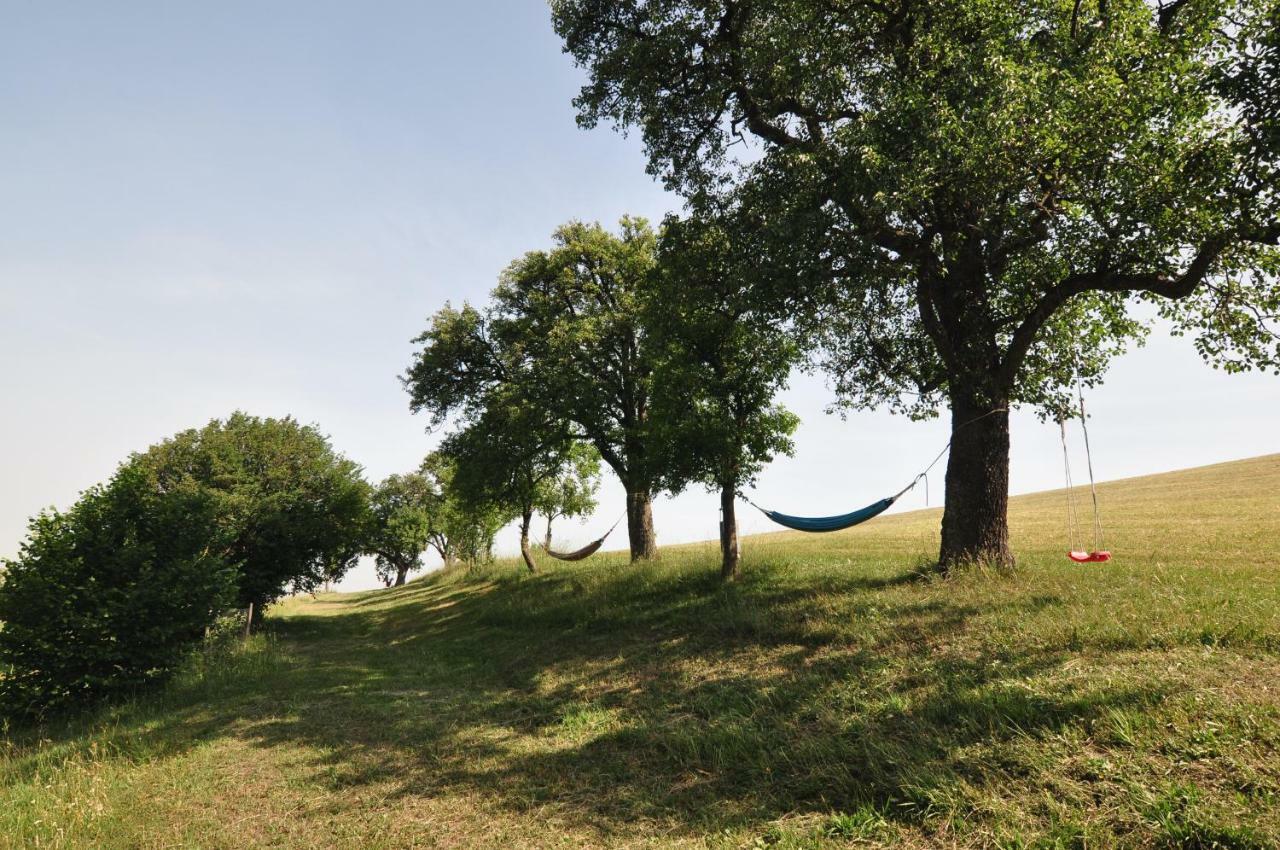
[998,235,1231,388]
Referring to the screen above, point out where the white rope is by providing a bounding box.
[1059,417,1082,552]
[1075,372,1105,552]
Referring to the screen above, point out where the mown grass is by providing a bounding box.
[2,454,1278,848]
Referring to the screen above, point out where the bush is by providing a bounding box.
[0,464,237,720]
[129,412,371,615]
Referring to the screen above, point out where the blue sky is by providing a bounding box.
[2,2,1277,589]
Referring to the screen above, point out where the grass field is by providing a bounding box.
[2,454,1279,848]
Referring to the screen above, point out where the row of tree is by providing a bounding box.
[0,413,598,718]
[368,444,601,585]
[403,213,800,578]
[539,0,1280,568]
[411,0,1280,574]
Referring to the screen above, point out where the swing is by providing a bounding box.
[1058,372,1111,564]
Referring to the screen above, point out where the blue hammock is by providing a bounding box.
[746,408,1012,534]
[755,496,897,533]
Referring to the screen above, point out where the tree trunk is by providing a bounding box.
[519,506,538,573]
[544,515,554,551]
[625,487,658,561]
[394,564,409,586]
[719,482,739,580]
[938,392,1013,570]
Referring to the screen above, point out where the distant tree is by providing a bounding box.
[555,0,1280,568]
[405,218,670,561]
[535,441,601,551]
[368,472,436,587]
[418,450,508,569]
[444,402,601,573]
[648,213,800,579]
[133,412,371,623]
[0,463,236,718]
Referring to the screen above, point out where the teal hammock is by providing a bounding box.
[752,496,899,533]
[740,412,1009,534]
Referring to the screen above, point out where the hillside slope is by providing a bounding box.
[3,455,1279,848]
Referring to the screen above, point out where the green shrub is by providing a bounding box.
[0,464,236,720]
[129,412,371,615]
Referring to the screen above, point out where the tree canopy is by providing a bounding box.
[533,441,602,550]
[368,472,436,587]
[554,0,1280,567]
[131,412,371,615]
[417,450,509,569]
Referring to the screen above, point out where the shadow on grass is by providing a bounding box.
[3,558,1163,842]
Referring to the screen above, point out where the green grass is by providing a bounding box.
[3,454,1279,848]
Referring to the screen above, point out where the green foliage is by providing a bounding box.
[648,212,800,495]
[405,218,669,559]
[0,464,237,719]
[443,402,602,570]
[553,0,1280,411]
[533,441,601,542]
[443,401,591,528]
[554,0,1280,565]
[418,450,508,567]
[130,412,371,611]
[367,472,436,586]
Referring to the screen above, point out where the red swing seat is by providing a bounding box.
[1068,550,1111,563]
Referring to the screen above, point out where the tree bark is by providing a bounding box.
[519,506,538,573]
[544,515,554,551]
[394,564,409,586]
[625,487,658,561]
[938,391,1013,570]
[719,482,740,580]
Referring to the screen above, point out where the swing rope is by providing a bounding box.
[1075,370,1105,554]
[1059,353,1110,563]
[1059,418,1082,553]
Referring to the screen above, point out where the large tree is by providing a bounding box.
[405,219,670,561]
[553,0,1280,568]
[648,212,800,579]
[133,412,371,618]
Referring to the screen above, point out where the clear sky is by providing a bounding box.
[3,2,1277,590]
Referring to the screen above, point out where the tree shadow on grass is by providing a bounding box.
[3,560,1163,843]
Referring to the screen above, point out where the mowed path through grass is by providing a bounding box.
[3,455,1279,848]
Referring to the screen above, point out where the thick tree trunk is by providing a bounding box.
[394,564,409,586]
[719,483,739,580]
[519,507,538,573]
[625,487,658,561]
[938,392,1013,570]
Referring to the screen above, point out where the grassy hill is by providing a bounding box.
[3,454,1279,848]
